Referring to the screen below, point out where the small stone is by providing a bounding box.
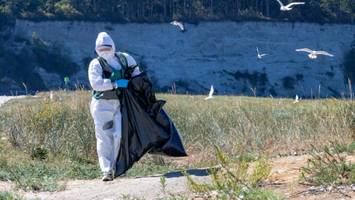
[238,194,244,200]
[337,185,345,190]
[326,186,333,191]
[210,190,218,197]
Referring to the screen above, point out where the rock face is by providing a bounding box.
[13,20,355,97]
[0,77,22,94]
[34,67,61,89]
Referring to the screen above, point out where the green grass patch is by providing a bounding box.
[0,143,101,191]
[333,141,355,154]
[243,189,284,200]
[185,146,283,200]
[0,191,24,200]
[300,144,355,186]
[0,139,178,191]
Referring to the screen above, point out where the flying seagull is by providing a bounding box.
[170,20,185,32]
[256,47,267,59]
[276,0,305,11]
[296,48,334,59]
[205,85,214,100]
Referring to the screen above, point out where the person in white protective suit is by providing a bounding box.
[88,32,141,181]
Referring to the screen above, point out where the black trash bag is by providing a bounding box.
[115,73,187,177]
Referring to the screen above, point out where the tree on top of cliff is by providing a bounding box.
[0,0,353,24]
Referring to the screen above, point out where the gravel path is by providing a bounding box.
[0,96,24,106]
[24,175,210,200]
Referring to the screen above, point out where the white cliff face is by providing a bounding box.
[14,20,355,97]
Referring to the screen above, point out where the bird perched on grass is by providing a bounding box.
[293,95,300,104]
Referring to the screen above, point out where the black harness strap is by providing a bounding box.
[92,53,131,100]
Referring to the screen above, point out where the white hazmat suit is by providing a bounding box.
[88,32,139,178]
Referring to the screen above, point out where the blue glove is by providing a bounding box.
[114,79,129,88]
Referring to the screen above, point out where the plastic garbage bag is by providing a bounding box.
[115,73,187,177]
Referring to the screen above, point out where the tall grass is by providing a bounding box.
[1,90,95,160]
[162,94,354,164]
[0,91,354,191]
[0,91,353,165]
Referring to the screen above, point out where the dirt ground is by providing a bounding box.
[0,155,353,200]
[0,96,354,200]
[268,155,355,200]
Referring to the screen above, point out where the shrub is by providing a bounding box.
[282,76,296,90]
[54,0,82,19]
[185,146,280,200]
[0,45,47,91]
[0,33,80,92]
[0,191,24,200]
[31,33,80,77]
[223,70,269,89]
[300,144,355,186]
[30,146,48,160]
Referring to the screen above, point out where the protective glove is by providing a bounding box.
[110,70,122,82]
[114,79,129,89]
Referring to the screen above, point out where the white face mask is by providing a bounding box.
[98,50,115,60]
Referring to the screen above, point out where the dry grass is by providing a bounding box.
[0,91,354,192]
[0,91,353,166]
[0,90,94,160]
[161,94,354,165]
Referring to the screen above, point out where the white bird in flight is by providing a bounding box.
[256,47,267,59]
[170,20,185,32]
[276,0,305,11]
[296,48,334,59]
[205,85,214,100]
